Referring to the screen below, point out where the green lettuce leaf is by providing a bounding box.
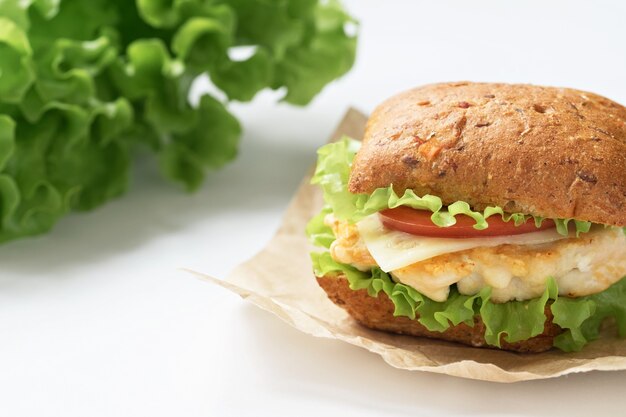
[305,205,334,248]
[312,137,596,236]
[0,0,357,243]
[159,94,241,191]
[312,250,626,351]
[272,0,358,105]
[228,0,357,105]
[0,17,35,103]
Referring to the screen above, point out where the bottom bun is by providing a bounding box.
[316,274,563,353]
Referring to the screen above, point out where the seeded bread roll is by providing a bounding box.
[348,82,626,227]
[317,275,561,353]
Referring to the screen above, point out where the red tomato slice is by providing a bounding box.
[378,206,555,238]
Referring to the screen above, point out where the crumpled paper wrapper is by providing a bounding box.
[192,108,626,383]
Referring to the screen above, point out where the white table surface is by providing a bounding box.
[2,1,626,416]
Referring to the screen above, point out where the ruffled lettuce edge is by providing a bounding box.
[311,137,597,237]
[311,250,626,352]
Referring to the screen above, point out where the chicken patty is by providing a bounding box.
[326,215,626,302]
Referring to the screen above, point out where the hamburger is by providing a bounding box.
[307,82,626,353]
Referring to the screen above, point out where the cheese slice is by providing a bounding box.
[356,214,568,272]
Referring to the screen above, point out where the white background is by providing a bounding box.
[2,1,626,416]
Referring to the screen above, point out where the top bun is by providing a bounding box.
[349,82,626,226]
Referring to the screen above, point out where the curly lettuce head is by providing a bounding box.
[0,0,357,242]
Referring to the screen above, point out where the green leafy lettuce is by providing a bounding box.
[312,137,594,236]
[0,0,357,243]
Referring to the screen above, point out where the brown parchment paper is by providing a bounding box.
[190,108,626,383]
